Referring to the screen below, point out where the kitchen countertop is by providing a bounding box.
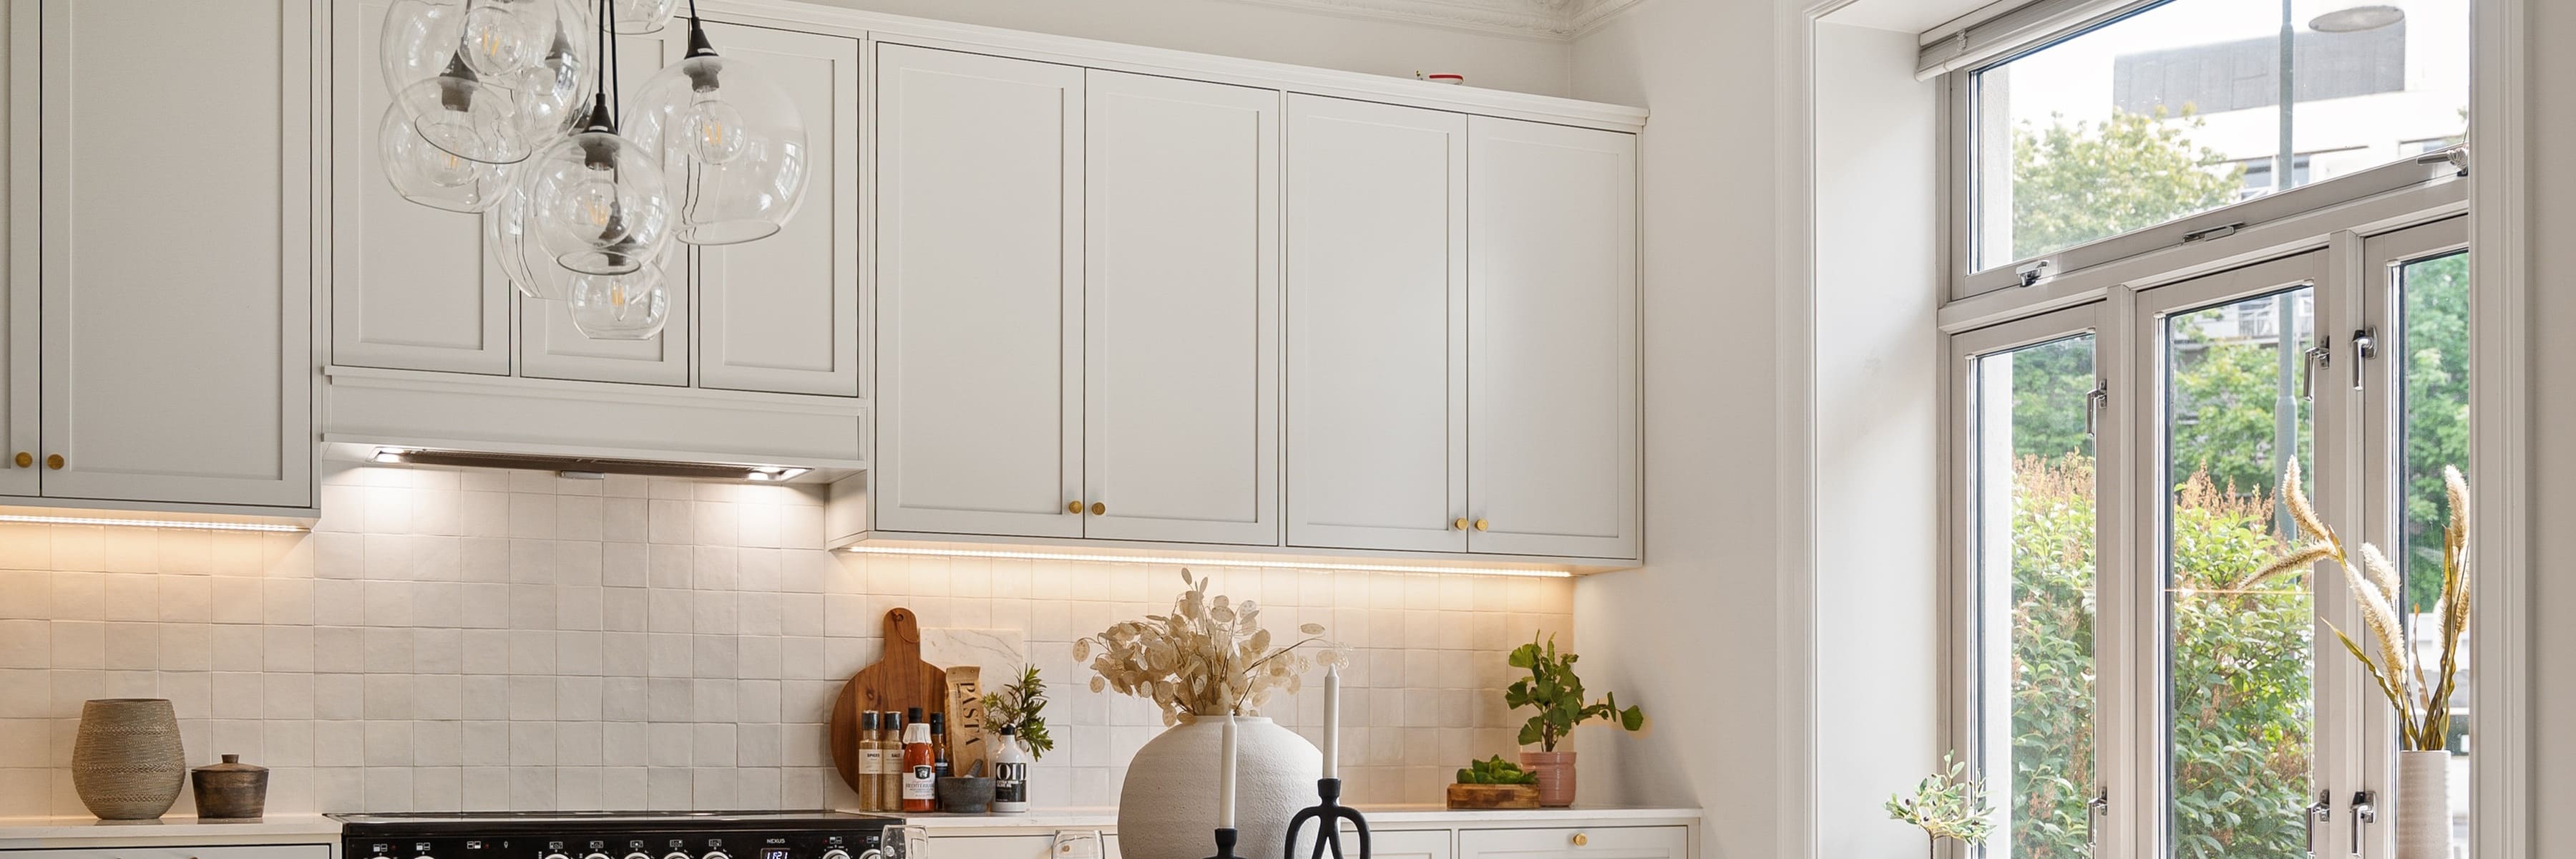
[859,805,1703,830]
[0,814,343,847]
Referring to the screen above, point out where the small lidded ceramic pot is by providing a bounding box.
[190,754,268,820]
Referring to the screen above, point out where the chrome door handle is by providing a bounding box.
[2349,790,2378,858]
[2303,791,2332,858]
[2350,327,2379,392]
[2085,790,2109,855]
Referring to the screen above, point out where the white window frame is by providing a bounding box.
[1938,0,2469,301]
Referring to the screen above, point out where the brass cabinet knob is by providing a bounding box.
[1090,502,1106,516]
[1473,518,1489,531]
[1067,500,1083,514]
[10,452,26,468]
[1452,518,1469,531]
[44,454,62,470]
[1570,834,1589,847]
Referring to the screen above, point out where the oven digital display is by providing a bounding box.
[762,850,792,859]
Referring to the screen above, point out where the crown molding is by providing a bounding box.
[1216,0,1646,39]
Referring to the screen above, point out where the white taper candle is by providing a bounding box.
[1321,665,1341,780]
[1219,715,1239,829]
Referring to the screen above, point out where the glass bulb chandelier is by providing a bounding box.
[376,0,806,338]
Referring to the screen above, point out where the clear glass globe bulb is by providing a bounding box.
[381,102,514,213]
[390,74,538,168]
[527,130,673,275]
[605,0,680,34]
[627,52,809,245]
[508,0,594,142]
[380,0,466,99]
[567,266,672,339]
[486,174,580,299]
[456,0,554,78]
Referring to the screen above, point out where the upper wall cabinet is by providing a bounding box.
[1284,94,1468,554]
[1465,116,1639,560]
[872,44,1085,539]
[1080,69,1279,546]
[7,0,316,510]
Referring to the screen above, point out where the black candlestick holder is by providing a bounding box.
[1283,777,1370,859]
[1203,828,1239,859]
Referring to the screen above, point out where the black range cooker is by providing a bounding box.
[333,811,908,859]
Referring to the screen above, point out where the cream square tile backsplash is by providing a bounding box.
[0,464,1572,814]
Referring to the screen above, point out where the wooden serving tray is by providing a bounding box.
[827,608,950,792]
[1446,783,1541,810]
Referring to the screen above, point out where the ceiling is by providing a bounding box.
[1823,0,1999,36]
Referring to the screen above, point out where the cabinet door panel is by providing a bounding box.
[873,44,1083,538]
[696,22,861,397]
[0,1,39,498]
[328,0,509,374]
[1456,827,1682,859]
[38,0,313,508]
[1465,117,1638,559]
[1080,69,1277,545]
[1283,95,1465,553]
[519,31,690,387]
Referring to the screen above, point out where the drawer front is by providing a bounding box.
[1457,826,1684,859]
[1370,830,1453,859]
[4,846,331,859]
[914,835,1056,859]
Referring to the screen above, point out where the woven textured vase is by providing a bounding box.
[1116,717,1321,859]
[72,698,185,820]
[2397,749,2451,859]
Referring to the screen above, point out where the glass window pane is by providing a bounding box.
[1974,0,2469,269]
[2162,287,2315,858]
[1971,334,2096,859]
[2396,251,2469,855]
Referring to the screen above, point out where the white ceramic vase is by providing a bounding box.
[2397,749,2451,859]
[1118,717,1321,859]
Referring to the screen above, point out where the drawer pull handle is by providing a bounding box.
[1473,518,1489,532]
[1067,500,1083,514]
[1571,834,1589,847]
[11,452,25,468]
[1091,502,1106,516]
[45,453,62,470]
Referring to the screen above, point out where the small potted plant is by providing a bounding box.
[1885,752,1993,859]
[982,664,1054,760]
[1503,634,1642,807]
[1445,755,1540,810]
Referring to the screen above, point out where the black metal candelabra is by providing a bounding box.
[1283,777,1370,859]
[1202,828,1239,859]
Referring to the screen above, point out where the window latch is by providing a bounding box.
[2301,334,2333,401]
[2183,221,2245,243]
[2350,326,2380,391]
[2015,260,2051,288]
[2349,790,2379,858]
[2303,791,2332,858]
[2415,146,2469,177]
[2082,379,2109,437]
[2084,790,2110,855]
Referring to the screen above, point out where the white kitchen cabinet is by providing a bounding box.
[1369,828,1455,859]
[1456,826,1683,859]
[22,0,316,509]
[1465,116,1639,560]
[1080,69,1279,546]
[1283,94,1468,554]
[326,0,511,375]
[693,21,863,397]
[0,0,38,499]
[872,44,1085,538]
[519,31,692,387]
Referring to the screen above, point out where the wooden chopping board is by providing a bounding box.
[828,608,950,792]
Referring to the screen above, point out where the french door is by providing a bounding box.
[1954,215,2467,859]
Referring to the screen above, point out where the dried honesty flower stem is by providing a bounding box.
[1073,568,1350,726]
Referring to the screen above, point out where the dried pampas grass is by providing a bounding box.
[2273,462,2472,752]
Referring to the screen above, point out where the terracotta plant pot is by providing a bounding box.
[72,698,185,820]
[2397,749,2451,859]
[1520,750,1577,807]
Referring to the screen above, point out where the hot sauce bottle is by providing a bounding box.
[902,707,936,812]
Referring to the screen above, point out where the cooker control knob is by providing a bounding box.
[625,853,654,859]
[664,853,692,859]
[704,850,733,859]
[585,853,613,859]
[541,853,570,859]
[823,850,852,859]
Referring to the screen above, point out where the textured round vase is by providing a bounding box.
[2396,749,2451,859]
[1118,717,1320,859]
[72,699,185,820]
[1521,751,1577,807]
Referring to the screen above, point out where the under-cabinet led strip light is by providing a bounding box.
[0,514,308,533]
[841,544,1576,578]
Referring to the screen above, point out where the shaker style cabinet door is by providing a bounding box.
[1464,116,1639,560]
[34,0,315,508]
[872,44,1084,538]
[1282,94,1467,553]
[694,21,862,397]
[1456,828,1682,859]
[0,1,39,499]
[328,0,511,374]
[1079,69,1279,546]
[519,30,692,387]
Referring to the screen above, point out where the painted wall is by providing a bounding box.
[0,464,1571,815]
[2520,0,2575,848]
[1809,21,1944,859]
[1567,1,1784,857]
[800,0,1577,97]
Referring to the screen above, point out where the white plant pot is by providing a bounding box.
[2397,749,2451,859]
[1117,717,1321,859]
